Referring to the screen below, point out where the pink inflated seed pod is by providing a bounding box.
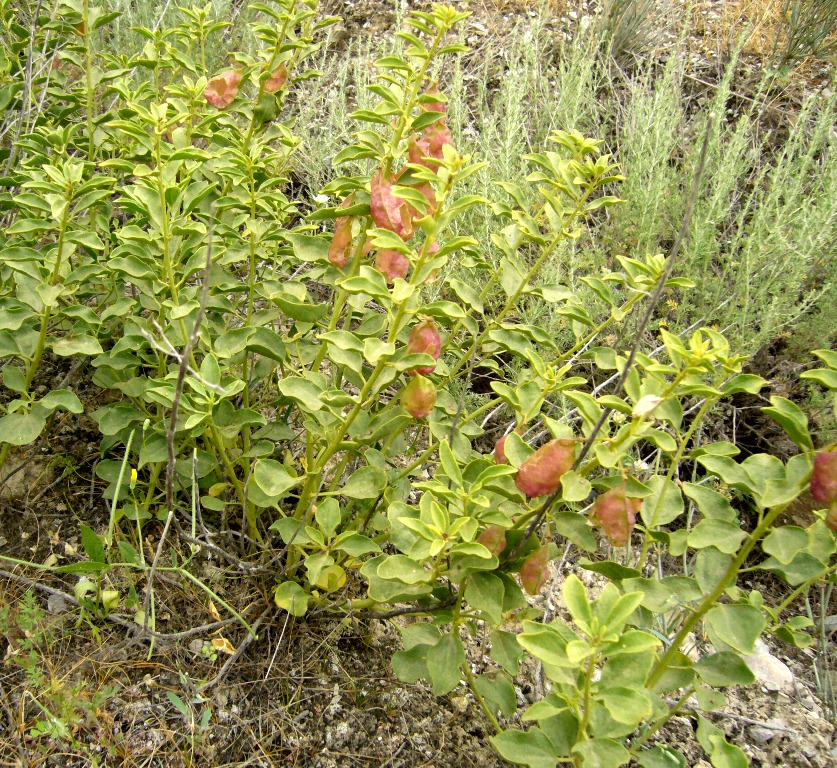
[514,439,575,498]
[592,486,642,547]
[405,319,442,376]
[204,70,243,108]
[402,375,437,419]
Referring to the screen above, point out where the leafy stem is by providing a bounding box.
[631,685,695,751]
[636,396,715,571]
[463,661,501,734]
[646,503,788,689]
[576,651,597,745]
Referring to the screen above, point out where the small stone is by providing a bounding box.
[743,645,794,691]
[748,718,790,745]
[47,594,68,614]
[749,726,777,745]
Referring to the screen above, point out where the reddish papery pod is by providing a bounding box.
[494,434,509,465]
[811,450,837,505]
[406,319,442,376]
[477,525,507,557]
[419,85,446,115]
[374,249,409,283]
[520,544,550,596]
[402,375,437,419]
[408,134,433,169]
[264,63,289,93]
[407,121,453,170]
[495,427,523,464]
[204,70,243,109]
[592,487,641,547]
[425,120,453,158]
[371,170,415,240]
[514,438,576,498]
[328,215,353,268]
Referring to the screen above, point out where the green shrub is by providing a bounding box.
[0,3,835,767]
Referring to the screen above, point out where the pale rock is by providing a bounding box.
[749,726,777,745]
[47,593,68,614]
[743,640,794,691]
[748,718,792,744]
[799,694,821,716]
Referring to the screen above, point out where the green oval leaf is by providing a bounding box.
[253,459,299,498]
[704,605,766,655]
[694,652,756,687]
[0,411,46,446]
[273,581,308,616]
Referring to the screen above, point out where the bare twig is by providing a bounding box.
[309,597,457,621]
[165,213,216,515]
[448,342,478,449]
[170,520,266,574]
[137,229,215,637]
[0,565,255,643]
[378,739,408,768]
[195,604,275,695]
[141,507,175,635]
[263,612,291,682]
[664,697,800,735]
[0,568,77,603]
[3,0,44,175]
[140,324,225,395]
[107,614,244,642]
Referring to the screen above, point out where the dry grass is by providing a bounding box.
[717,0,837,62]
[720,0,785,55]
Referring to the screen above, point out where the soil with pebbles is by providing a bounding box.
[2,546,833,766]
